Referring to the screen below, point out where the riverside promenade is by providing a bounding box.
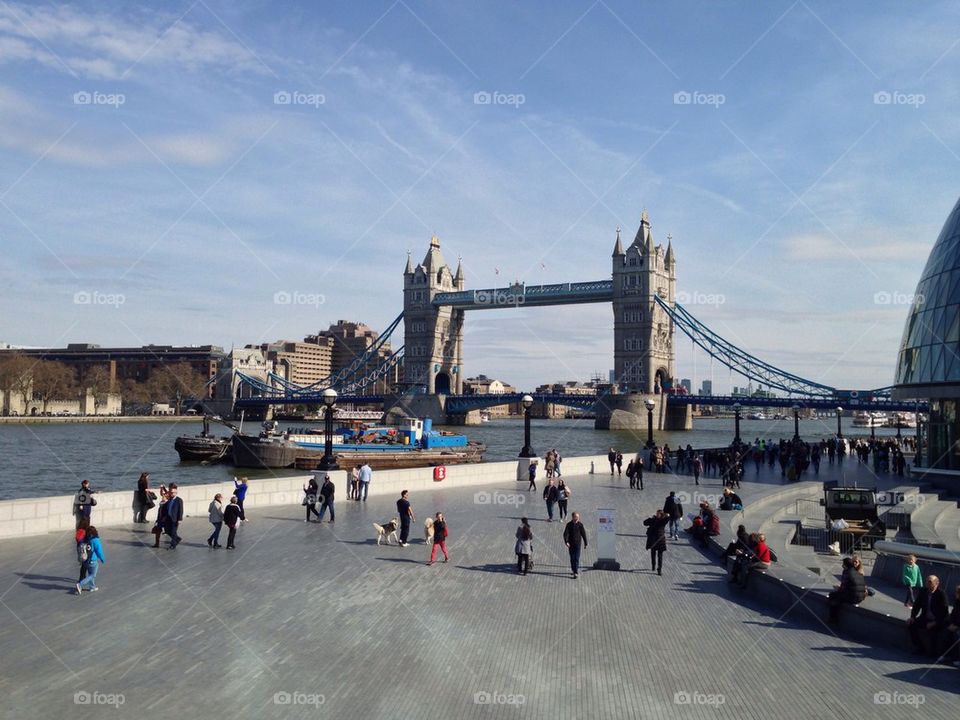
[0,458,956,720]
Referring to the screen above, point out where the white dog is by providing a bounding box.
[423,516,435,544]
[373,519,400,546]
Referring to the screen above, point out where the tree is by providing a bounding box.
[82,365,112,414]
[0,353,35,415]
[32,361,76,414]
[153,362,209,414]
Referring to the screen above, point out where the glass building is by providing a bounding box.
[894,195,960,470]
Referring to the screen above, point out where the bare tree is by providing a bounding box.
[154,363,209,414]
[32,361,76,414]
[0,353,35,415]
[82,365,112,414]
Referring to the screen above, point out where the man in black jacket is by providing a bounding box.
[223,496,242,549]
[543,480,560,523]
[663,491,683,541]
[164,484,183,549]
[563,512,588,578]
[908,575,949,656]
[318,474,335,523]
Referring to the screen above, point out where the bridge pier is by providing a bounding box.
[382,392,448,426]
[594,393,692,432]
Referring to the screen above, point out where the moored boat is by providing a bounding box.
[174,416,233,462]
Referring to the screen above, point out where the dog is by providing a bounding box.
[423,516,434,544]
[373,519,400,546]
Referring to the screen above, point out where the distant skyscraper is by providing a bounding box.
[680,378,692,393]
[700,380,713,395]
[609,369,616,383]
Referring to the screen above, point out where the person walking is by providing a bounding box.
[615,451,624,477]
[75,517,90,584]
[634,454,644,490]
[527,460,537,491]
[164,484,183,549]
[76,526,105,594]
[902,554,923,607]
[224,496,241,549]
[303,475,321,522]
[427,512,449,565]
[207,493,224,548]
[318,473,336,523]
[233,477,250,521]
[554,449,562,478]
[557,480,570,521]
[692,454,702,486]
[358,462,372,502]
[152,485,169,548]
[543,480,559,523]
[644,509,669,576]
[397,490,415,546]
[515,519,533,575]
[663,491,683,541]
[607,448,616,475]
[350,465,360,500]
[73,479,96,528]
[545,450,556,479]
[563,511,588,579]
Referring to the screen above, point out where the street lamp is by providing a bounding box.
[317,388,338,470]
[644,398,656,448]
[732,402,742,446]
[896,413,903,440]
[836,406,843,438]
[519,394,536,458]
[792,404,800,441]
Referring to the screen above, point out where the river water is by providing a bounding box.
[0,416,908,499]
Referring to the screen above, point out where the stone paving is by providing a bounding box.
[0,459,956,720]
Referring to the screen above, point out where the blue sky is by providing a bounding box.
[0,0,957,392]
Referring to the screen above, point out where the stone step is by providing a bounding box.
[909,495,953,548]
[933,501,960,551]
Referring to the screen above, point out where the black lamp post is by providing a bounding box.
[519,394,536,458]
[792,404,800,441]
[896,414,902,440]
[732,402,742,446]
[644,398,656,448]
[870,416,876,441]
[317,388,338,470]
[836,406,843,438]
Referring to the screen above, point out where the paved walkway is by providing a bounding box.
[0,460,955,720]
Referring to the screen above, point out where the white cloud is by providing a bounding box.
[781,232,931,261]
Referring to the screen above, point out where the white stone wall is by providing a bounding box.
[0,454,608,540]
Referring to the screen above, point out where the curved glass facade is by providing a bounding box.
[896,196,960,387]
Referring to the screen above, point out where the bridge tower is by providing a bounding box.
[611,210,676,392]
[402,235,465,395]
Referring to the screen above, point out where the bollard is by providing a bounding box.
[590,461,595,474]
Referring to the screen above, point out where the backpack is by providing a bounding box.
[77,542,91,563]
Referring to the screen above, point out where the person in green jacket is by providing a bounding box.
[902,554,923,607]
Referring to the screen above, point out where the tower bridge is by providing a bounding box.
[234,209,919,428]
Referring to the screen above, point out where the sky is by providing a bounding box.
[0,0,957,393]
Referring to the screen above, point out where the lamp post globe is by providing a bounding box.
[318,388,338,470]
[792,404,801,441]
[519,394,536,458]
[644,398,656,448]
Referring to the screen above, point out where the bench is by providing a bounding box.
[871,541,960,597]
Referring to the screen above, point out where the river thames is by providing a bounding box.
[0,415,908,499]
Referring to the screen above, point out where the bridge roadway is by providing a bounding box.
[0,462,954,719]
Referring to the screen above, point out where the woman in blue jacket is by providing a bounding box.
[76,526,105,594]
